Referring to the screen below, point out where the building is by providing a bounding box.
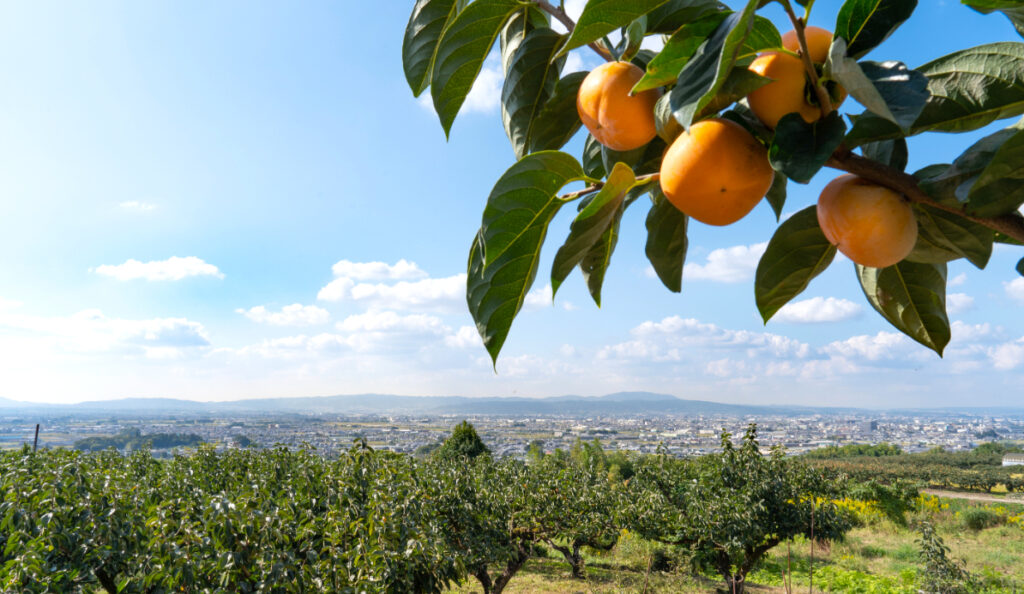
[1003,453,1024,467]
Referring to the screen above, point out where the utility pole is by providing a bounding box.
[33,423,39,452]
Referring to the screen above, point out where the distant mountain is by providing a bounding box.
[1,392,1022,417]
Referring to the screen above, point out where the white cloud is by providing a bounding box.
[119,201,157,212]
[94,256,223,281]
[1007,277,1024,303]
[990,338,1024,370]
[773,297,862,323]
[685,242,767,283]
[445,326,480,349]
[237,304,329,326]
[0,308,209,356]
[330,259,426,281]
[346,274,466,312]
[524,284,554,309]
[336,310,447,335]
[598,316,810,361]
[317,277,354,301]
[949,273,967,287]
[822,331,914,361]
[946,293,975,315]
[0,298,23,310]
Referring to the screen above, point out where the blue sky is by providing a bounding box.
[0,1,1022,406]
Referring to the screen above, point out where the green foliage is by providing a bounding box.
[803,442,905,459]
[73,427,203,452]
[857,260,950,355]
[916,521,979,593]
[768,111,846,183]
[960,507,1003,531]
[755,206,837,322]
[434,420,491,461]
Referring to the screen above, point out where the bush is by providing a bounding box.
[960,508,1002,531]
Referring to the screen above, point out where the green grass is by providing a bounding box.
[448,496,1024,593]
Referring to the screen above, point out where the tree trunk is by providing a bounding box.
[473,568,493,594]
[547,539,585,578]
[94,567,118,594]
[491,540,531,594]
[726,572,746,594]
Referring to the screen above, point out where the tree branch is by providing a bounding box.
[781,0,833,116]
[533,0,614,62]
[559,172,660,202]
[826,150,1024,244]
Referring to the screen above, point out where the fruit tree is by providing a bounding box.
[402,0,1024,362]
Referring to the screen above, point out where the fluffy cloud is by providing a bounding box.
[94,256,223,281]
[684,242,767,283]
[822,331,914,361]
[990,338,1024,370]
[1007,277,1024,303]
[946,293,975,314]
[0,308,209,357]
[419,56,502,115]
[118,201,157,212]
[773,297,862,323]
[445,326,480,349]
[949,273,967,287]
[330,259,425,281]
[237,304,329,326]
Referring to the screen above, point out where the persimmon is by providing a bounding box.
[747,52,821,129]
[576,61,661,151]
[781,26,833,63]
[817,174,918,268]
[659,118,774,226]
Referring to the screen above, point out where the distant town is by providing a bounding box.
[2,392,1022,459]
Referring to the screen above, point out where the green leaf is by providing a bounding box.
[768,112,847,184]
[633,13,728,93]
[827,38,928,132]
[583,135,607,179]
[551,163,637,296]
[655,92,684,143]
[501,28,566,159]
[668,1,761,130]
[646,0,726,33]
[468,151,588,364]
[906,205,994,269]
[861,138,908,171]
[835,0,917,59]
[601,144,647,175]
[857,261,949,355]
[1017,256,1024,276]
[431,0,521,136]
[500,7,549,73]
[403,0,463,97]
[964,0,1024,38]
[528,72,588,154]
[558,0,674,58]
[967,126,1024,217]
[696,67,772,119]
[580,203,626,306]
[755,206,837,323]
[917,124,1021,206]
[645,187,689,292]
[765,174,787,221]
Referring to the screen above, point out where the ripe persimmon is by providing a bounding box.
[659,118,774,226]
[817,174,918,268]
[781,26,833,63]
[747,52,821,129]
[576,61,661,151]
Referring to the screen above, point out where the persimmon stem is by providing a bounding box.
[534,0,615,62]
[827,150,1024,244]
[780,0,833,116]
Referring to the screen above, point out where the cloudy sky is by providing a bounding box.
[1,1,1022,407]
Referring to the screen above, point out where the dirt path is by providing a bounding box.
[923,488,1024,505]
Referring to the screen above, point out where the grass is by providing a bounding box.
[448,495,1024,593]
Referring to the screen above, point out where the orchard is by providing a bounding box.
[402,0,1024,362]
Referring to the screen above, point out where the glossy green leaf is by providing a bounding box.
[857,260,950,355]
[558,0,673,58]
[633,13,728,92]
[755,206,838,323]
[403,0,463,96]
[655,93,684,143]
[580,203,626,306]
[431,0,521,136]
[964,0,1024,38]
[551,163,637,296]
[468,151,588,363]
[768,112,847,184]
[1017,256,1024,276]
[967,127,1024,217]
[907,205,994,269]
[528,71,588,154]
[846,42,1024,145]
[861,138,908,171]
[601,144,647,175]
[645,0,726,33]
[827,38,928,132]
[765,174,787,221]
[668,1,761,130]
[583,135,607,179]
[645,187,689,292]
[501,28,566,159]
[835,0,917,59]
[500,7,549,73]
[917,124,1021,206]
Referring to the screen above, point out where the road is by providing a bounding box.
[923,488,1024,505]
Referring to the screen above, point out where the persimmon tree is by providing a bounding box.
[403,0,1024,362]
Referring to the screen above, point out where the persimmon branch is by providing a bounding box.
[559,173,660,202]
[533,0,615,62]
[826,150,1024,244]
[780,0,833,116]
